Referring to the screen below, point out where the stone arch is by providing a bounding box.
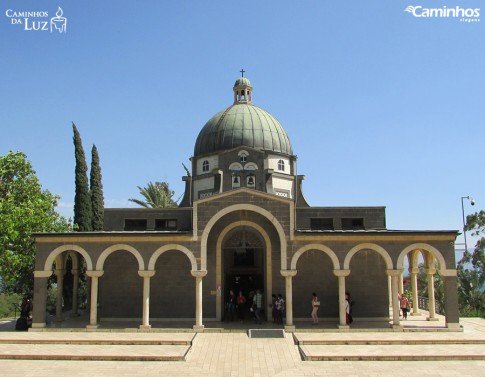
[44,244,93,271]
[200,203,287,270]
[344,243,393,270]
[291,244,340,270]
[408,249,428,270]
[148,244,197,272]
[66,252,80,270]
[214,220,273,321]
[96,244,144,271]
[397,243,447,271]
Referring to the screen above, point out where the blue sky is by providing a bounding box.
[1,1,483,257]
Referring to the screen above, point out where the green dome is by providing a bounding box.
[234,77,251,87]
[194,103,293,157]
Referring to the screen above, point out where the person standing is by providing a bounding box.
[311,292,320,325]
[271,294,277,323]
[345,293,353,324]
[236,290,246,321]
[253,289,263,324]
[276,294,285,325]
[226,289,236,321]
[400,293,410,320]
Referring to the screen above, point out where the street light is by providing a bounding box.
[461,196,475,259]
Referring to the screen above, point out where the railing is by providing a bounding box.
[417,296,443,315]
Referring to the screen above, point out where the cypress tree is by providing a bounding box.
[73,123,92,231]
[90,144,104,231]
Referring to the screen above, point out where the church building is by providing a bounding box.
[31,76,460,331]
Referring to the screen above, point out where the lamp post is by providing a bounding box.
[461,196,475,259]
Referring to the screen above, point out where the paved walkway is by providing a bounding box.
[0,318,484,376]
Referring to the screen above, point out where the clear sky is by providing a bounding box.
[1,1,483,258]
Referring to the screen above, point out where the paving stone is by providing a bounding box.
[0,317,484,376]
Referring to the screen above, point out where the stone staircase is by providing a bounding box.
[0,331,195,361]
[293,330,485,361]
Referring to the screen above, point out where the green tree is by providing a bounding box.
[129,181,177,208]
[466,210,485,270]
[73,123,92,231]
[90,144,104,231]
[457,268,485,317]
[0,151,71,296]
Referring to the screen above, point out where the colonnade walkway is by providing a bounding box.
[0,315,484,376]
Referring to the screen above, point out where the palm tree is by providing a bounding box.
[129,181,177,208]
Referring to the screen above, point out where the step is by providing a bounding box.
[0,332,195,345]
[296,338,485,345]
[0,343,191,361]
[0,332,195,361]
[248,329,285,338]
[0,338,192,345]
[299,344,485,361]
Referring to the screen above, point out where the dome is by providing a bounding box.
[234,77,252,87]
[194,88,293,157]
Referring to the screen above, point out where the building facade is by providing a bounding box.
[32,77,460,331]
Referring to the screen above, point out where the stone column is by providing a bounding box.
[280,270,297,332]
[191,270,207,332]
[334,269,351,328]
[386,270,401,328]
[138,270,156,330]
[55,268,65,322]
[388,275,392,307]
[442,270,460,329]
[410,267,420,316]
[32,271,52,329]
[398,271,404,295]
[426,267,438,321]
[70,269,79,317]
[86,270,104,330]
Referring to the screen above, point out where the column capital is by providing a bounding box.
[409,267,419,274]
[86,270,104,278]
[425,268,436,275]
[280,270,297,277]
[34,270,53,278]
[386,269,403,277]
[191,270,208,278]
[333,269,351,277]
[138,270,156,278]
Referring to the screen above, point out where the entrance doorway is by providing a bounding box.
[222,227,265,321]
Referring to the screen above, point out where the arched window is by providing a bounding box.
[202,160,209,172]
[277,159,285,171]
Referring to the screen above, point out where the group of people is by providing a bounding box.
[226,289,264,324]
[311,292,354,325]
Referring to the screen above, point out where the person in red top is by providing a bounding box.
[400,293,410,320]
[236,290,246,321]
